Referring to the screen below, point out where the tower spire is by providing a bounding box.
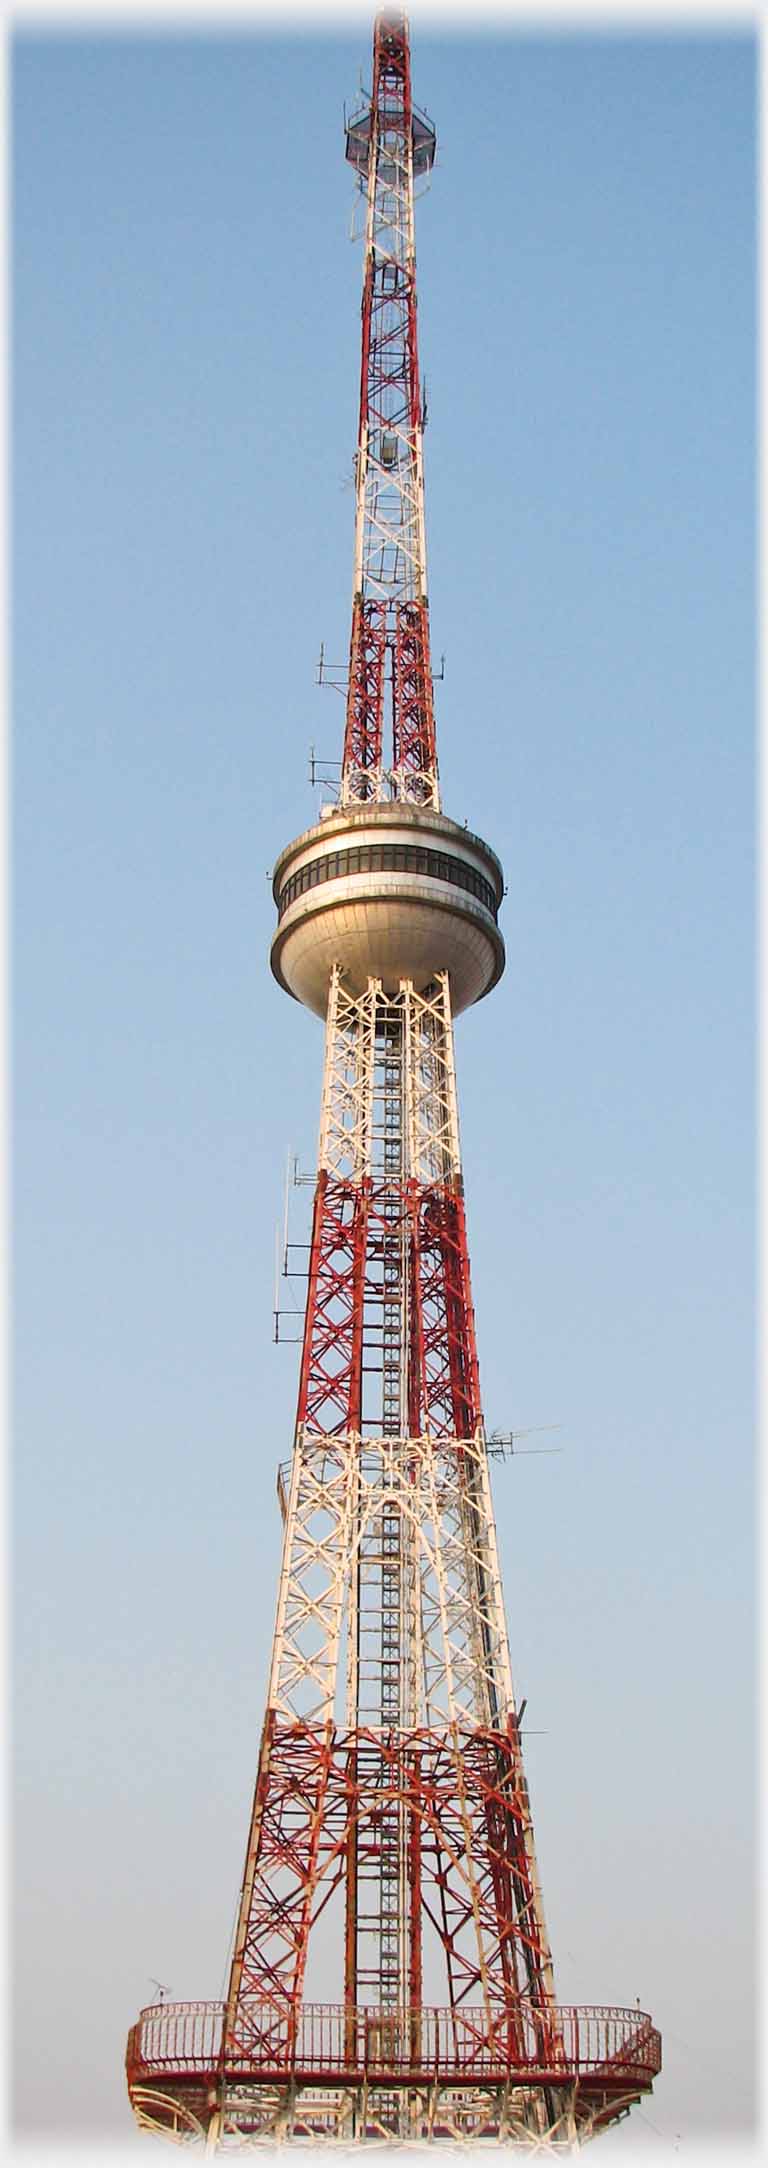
[343,9,438,808]
[126,15,661,2150]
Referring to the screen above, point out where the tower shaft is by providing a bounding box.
[223,971,555,2088]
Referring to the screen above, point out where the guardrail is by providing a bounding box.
[127,2001,661,2089]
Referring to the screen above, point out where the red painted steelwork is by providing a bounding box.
[296,1173,371,1434]
[393,600,437,784]
[343,597,388,789]
[297,1169,481,1446]
[222,1722,556,2051]
[408,1182,482,1439]
[223,1720,336,2065]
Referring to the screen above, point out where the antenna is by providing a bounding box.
[487,1424,563,1458]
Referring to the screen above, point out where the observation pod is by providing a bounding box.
[271,802,505,1017]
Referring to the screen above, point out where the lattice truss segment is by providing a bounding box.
[318,970,460,1188]
[350,56,425,621]
[342,12,439,809]
[222,968,556,2068]
[281,968,515,1733]
[267,1432,512,1737]
[223,1725,558,2068]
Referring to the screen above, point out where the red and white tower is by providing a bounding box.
[126,12,660,2149]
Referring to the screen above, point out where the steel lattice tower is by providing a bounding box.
[127,12,660,2150]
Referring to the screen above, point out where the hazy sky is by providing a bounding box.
[13,10,755,2159]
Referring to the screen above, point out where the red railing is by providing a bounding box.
[127,2001,661,2090]
[128,2000,223,2076]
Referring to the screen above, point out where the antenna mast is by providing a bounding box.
[343,11,438,808]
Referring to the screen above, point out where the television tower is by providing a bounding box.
[126,12,660,2149]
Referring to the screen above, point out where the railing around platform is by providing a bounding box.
[127,2000,661,2089]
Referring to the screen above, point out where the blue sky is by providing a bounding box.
[12,17,755,2154]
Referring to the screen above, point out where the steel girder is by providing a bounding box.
[342,597,388,798]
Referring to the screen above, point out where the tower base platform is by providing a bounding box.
[126,2001,661,2149]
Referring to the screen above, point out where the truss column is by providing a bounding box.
[342,594,387,798]
[393,599,437,790]
[297,970,377,1437]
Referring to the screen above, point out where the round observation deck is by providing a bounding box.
[270,802,505,1019]
[126,1998,662,2146]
